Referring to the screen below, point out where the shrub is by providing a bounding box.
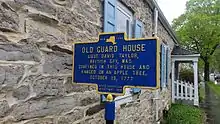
[165,104,205,124]
[179,69,194,83]
[179,68,201,83]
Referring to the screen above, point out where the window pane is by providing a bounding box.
[116,6,132,38]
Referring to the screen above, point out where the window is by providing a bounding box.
[166,48,171,87]
[104,0,143,38]
[116,1,133,38]
[102,0,144,105]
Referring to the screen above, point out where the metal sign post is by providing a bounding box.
[105,94,115,124]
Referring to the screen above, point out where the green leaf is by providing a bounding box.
[172,0,220,75]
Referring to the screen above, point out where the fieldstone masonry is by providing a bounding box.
[0,0,174,123]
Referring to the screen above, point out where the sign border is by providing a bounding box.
[72,32,160,96]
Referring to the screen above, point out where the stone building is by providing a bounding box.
[0,0,179,123]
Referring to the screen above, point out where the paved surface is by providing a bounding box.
[203,84,220,124]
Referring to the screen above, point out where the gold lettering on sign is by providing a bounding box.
[132,70,147,76]
[99,65,104,69]
[111,76,117,81]
[101,54,114,58]
[139,65,150,70]
[119,53,138,59]
[106,70,112,74]
[82,47,93,53]
[121,59,132,64]
[90,75,108,80]
[120,65,135,70]
[121,76,134,81]
[88,54,99,59]
[122,44,146,52]
[109,59,118,64]
[89,59,107,64]
[98,70,104,74]
[86,65,97,69]
[97,46,117,53]
[81,70,96,74]
[78,65,87,69]
[107,65,118,69]
[113,70,128,75]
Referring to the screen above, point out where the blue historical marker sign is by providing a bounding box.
[73,32,160,95]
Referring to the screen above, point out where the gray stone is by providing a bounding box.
[57,7,78,25]
[22,75,37,85]
[67,26,90,43]
[24,118,54,124]
[14,0,56,15]
[0,2,19,32]
[11,97,72,121]
[0,41,41,62]
[57,107,85,123]
[12,85,30,100]
[86,104,104,116]
[79,111,104,124]
[139,90,154,100]
[56,117,71,124]
[0,120,13,124]
[28,13,59,26]
[52,0,72,8]
[43,51,72,75]
[85,22,102,37]
[90,0,102,14]
[88,86,96,91]
[72,0,99,23]
[65,77,90,93]
[26,19,66,44]
[11,94,85,121]
[0,100,10,117]
[66,108,85,121]
[0,34,10,42]
[0,65,24,91]
[80,96,99,106]
[58,7,99,36]
[116,98,154,124]
[33,76,65,97]
[77,91,99,106]
[67,22,101,43]
[57,7,102,38]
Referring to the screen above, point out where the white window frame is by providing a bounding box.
[116,1,133,38]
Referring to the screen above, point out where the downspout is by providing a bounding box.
[153,7,158,36]
[153,7,160,124]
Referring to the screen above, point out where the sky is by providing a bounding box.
[157,0,189,24]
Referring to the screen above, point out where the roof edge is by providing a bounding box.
[145,0,178,44]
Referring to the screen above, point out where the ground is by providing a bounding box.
[203,82,220,123]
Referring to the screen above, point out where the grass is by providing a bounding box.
[164,104,205,124]
[207,81,220,96]
[199,83,205,103]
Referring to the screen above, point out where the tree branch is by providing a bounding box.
[210,43,219,55]
[200,55,206,62]
[189,36,201,53]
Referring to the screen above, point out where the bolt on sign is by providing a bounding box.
[72,32,160,95]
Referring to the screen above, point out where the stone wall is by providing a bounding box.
[0,0,174,123]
